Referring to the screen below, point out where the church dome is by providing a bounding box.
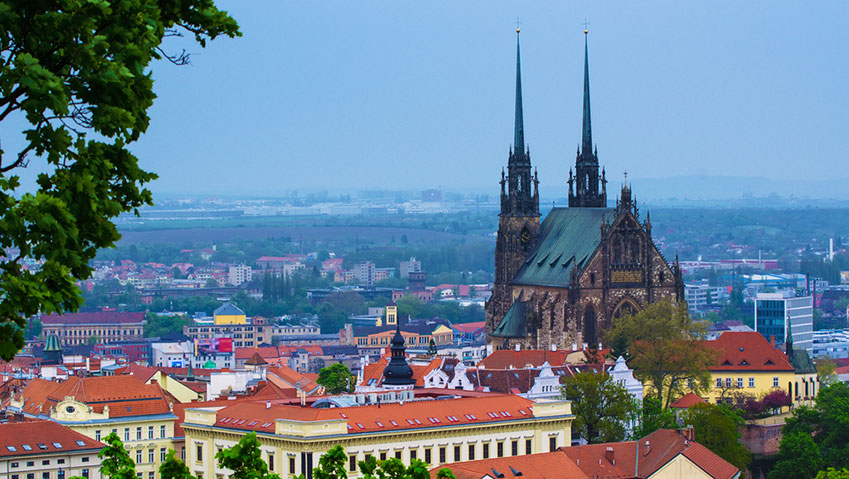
[382,323,415,386]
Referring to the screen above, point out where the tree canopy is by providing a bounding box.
[561,370,635,444]
[317,362,355,395]
[215,431,280,479]
[0,0,239,360]
[683,403,751,473]
[605,300,718,408]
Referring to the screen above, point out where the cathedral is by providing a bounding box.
[485,29,684,351]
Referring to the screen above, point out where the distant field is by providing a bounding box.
[117,225,478,245]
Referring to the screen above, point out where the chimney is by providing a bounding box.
[643,440,651,456]
[680,426,695,441]
[605,446,615,465]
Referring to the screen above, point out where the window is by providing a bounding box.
[468,444,475,461]
[289,456,296,474]
[549,436,557,452]
[42,460,50,465]
[11,462,18,468]
[454,445,461,462]
[160,425,166,438]
[268,453,274,472]
[196,444,203,462]
[21,444,31,451]
[26,474,34,479]
[149,449,154,463]
[136,450,142,464]
[75,441,86,447]
[95,430,101,441]
[497,442,504,458]
[425,448,432,464]
[82,457,89,463]
[58,459,65,465]
[483,443,490,459]
[511,440,518,456]
[58,471,65,479]
[737,377,744,389]
[161,448,167,462]
[148,426,154,439]
[136,427,142,441]
[81,470,89,479]
[725,378,732,388]
[380,452,387,461]
[749,377,755,388]
[124,428,130,441]
[773,377,779,388]
[27,462,34,467]
[715,378,722,388]
[42,473,50,479]
[395,451,402,460]
[11,475,18,479]
[349,455,357,472]
[526,439,532,454]
[410,449,417,461]
[149,473,154,479]
[439,447,446,464]
[6,446,16,452]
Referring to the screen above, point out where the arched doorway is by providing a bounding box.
[613,299,639,320]
[583,305,596,346]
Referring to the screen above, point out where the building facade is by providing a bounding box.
[486,31,683,351]
[0,420,104,479]
[754,292,813,353]
[182,394,573,479]
[41,312,144,346]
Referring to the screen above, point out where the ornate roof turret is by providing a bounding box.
[382,322,414,386]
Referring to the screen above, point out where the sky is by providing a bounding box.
[10,2,849,197]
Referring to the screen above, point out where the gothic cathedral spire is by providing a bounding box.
[501,28,539,218]
[568,29,607,208]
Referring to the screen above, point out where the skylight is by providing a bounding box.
[406,419,415,425]
[75,440,86,447]
[389,420,398,426]
[6,446,16,452]
[37,444,48,450]
[52,442,63,449]
[356,423,365,429]
[340,413,348,418]
[376,421,384,428]
[21,444,32,451]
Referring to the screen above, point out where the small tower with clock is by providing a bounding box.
[486,28,540,337]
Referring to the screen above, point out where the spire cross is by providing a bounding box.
[583,19,590,33]
[514,18,522,31]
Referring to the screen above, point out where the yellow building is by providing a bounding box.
[674,331,812,409]
[8,376,178,479]
[182,393,573,479]
[354,324,453,350]
[213,302,247,325]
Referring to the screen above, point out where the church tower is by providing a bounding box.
[488,29,540,335]
[568,30,607,208]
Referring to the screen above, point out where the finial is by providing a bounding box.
[515,17,522,34]
[624,171,628,182]
[583,19,590,35]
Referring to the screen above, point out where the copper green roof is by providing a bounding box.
[788,348,816,374]
[491,301,527,338]
[44,334,62,352]
[511,207,613,287]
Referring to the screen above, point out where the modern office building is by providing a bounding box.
[754,291,813,353]
[811,329,849,359]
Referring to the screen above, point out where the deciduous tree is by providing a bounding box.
[317,363,355,395]
[605,300,718,408]
[215,431,280,479]
[159,449,195,479]
[684,403,751,473]
[0,0,239,360]
[561,371,635,444]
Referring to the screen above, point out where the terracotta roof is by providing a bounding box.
[707,332,794,372]
[671,392,707,409]
[16,376,172,418]
[452,322,486,333]
[41,311,145,325]
[266,366,321,394]
[0,420,103,458]
[479,350,570,369]
[196,394,541,436]
[245,352,268,366]
[234,345,323,361]
[433,450,588,479]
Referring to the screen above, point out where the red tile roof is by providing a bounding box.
[41,311,145,325]
[478,350,571,369]
[434,451,589,479]
[0,420,103,458]
[194,394,539,436]
[707,332,794,371]
[671,392,707,409]
[266,366,321,394]
[16,376,172,418]
[452,322,486,333]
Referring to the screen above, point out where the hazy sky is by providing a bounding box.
[12,2,849,196]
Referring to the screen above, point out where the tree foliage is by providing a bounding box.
[83,432,136,479]
[815,469,849,479]
[159,449,195,479]
[215,431,280,479]
[561,371,635,444]
[317,362,355,395]
[774,382,849,477]
[297,445,435,479]
[0,0,239,360]
[605,300,719,408]
[629,397,677,439]
[683,403,751,473]
[144,312,193,338]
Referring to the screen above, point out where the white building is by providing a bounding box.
[754,291,814,353]
[684,280,728,316]
[812,329,849,359]
[228,264,253,286]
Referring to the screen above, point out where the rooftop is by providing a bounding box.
[0,420,103,458]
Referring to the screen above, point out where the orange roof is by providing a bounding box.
[15,376,173,418]
[359,357,442,388]
[452,322,486,333]
[193,394,539,435]
[708,332,794,371]
[671,392,706,409]
[266,366,321,394]
[479,350,570,369]
[0,420,103,458]
[433,451,588,479]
